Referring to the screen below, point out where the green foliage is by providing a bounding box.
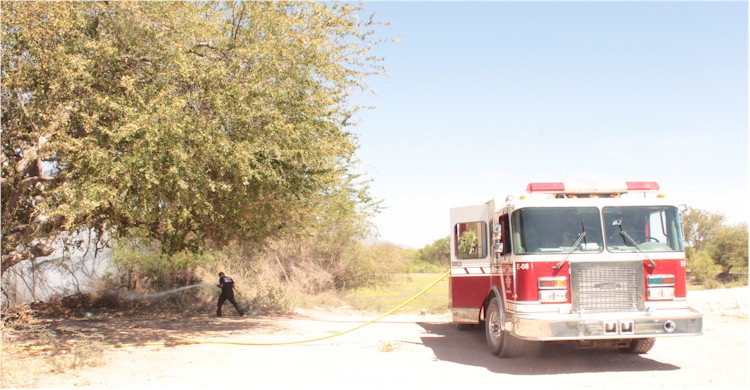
[688,250,722,289]
[418,236,450,266]
[458,231,478,257]
[682,208,748,288]
[707,223,748,276]
[401,259,445,274]
[681,208,726,252]
[2,1,387,273]
[113,236,214,290]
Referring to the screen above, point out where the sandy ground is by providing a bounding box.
[7,287,749,390]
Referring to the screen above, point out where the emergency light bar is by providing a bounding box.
[526,181,660,194]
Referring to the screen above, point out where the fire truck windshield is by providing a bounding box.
[603,206,684,252]
[511,207,603,254]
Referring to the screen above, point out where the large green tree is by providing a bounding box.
[681,207,748,286]
[1,1,385,274]
[708,223,748,276]
[681,207,725,252]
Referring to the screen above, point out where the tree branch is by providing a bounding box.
[231,3,246,48]
[19,174,56,186]
[241,195,275,209]
[15,86,40,134]
[190,42,231,62]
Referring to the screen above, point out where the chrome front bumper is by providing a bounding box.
[508,309,703,341]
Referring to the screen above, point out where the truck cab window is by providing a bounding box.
[511,207,603,254]
[498,214,511,255]
[603,206,684,252]
[455,221,487,259]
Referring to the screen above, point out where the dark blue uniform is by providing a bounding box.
[217,274,244,317]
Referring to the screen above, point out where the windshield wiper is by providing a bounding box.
[613,219,656,267]
[553,225,586,271]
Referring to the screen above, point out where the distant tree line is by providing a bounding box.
[417,236,450,267]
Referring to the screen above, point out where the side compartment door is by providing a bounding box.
[450,200,495,265]
[449,200,495,322]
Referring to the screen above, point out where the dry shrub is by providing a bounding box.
[199,237,406,312]
[288,259,336,294]
[26,291,133,318]
[1,304,41,331]
[332,241,412,290]
[203,242,297,312]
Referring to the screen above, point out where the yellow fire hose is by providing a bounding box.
[6,271,450,351]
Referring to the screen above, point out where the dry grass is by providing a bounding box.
[379,341,401,352]
[0,287,216,388]
[1,305,106,388]
[342,273,449,314]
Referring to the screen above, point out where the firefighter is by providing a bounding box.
[216,272,245,317]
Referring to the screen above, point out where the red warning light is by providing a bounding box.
[626,182,660,191]
[526,182,565,193]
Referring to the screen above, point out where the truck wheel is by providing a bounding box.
[620,338,655,354]
[485,297,525,357]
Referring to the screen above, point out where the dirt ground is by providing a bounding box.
[3,287,748,389]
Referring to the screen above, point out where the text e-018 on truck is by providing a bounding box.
[449,181,703,357]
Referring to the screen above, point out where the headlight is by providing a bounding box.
[538,277,568,303]
[539,289,568,302]
[648,287,675,300]
[648,274,675,300]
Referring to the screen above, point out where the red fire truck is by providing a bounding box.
[449,181,703,357]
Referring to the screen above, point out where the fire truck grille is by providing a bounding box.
[571,261,644,313]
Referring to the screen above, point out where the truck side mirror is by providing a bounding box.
[493,224,503,254]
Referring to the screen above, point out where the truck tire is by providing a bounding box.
[620,338,656,354]
[485,297,526,357]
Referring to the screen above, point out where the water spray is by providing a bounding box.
[114,281,267,317]
[119,283,212,301]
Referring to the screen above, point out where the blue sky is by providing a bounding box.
[351,1,749,248]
